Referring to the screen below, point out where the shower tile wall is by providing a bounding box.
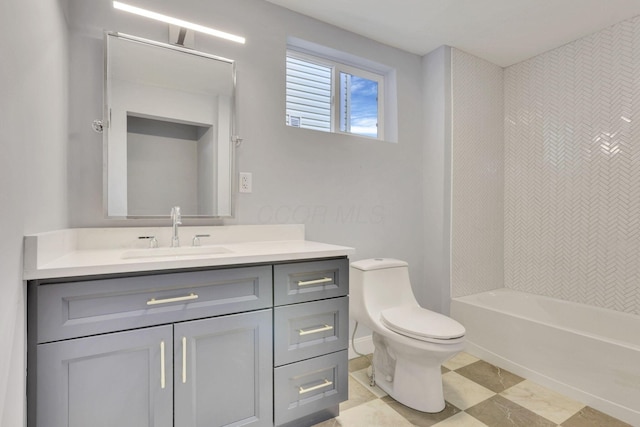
[451,49,505,298]
[504,15,640,315]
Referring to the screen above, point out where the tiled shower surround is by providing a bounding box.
[452,15,640,316]
[504,15,640,315]
[451,49,504,298]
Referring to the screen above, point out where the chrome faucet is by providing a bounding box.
[170,206,182,247]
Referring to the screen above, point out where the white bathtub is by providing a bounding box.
[451,288,640,425]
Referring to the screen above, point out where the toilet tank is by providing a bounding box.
[350,258,420,328]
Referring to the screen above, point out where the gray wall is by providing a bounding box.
[422,46,453,313]
[67,0,427,300]
[0,0,69,425]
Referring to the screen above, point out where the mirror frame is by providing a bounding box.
[103,31,237,219]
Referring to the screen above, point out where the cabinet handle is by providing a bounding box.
[298,324,334,336]
[147,293,199,305]
[299,379,333,395]
[297,277,332,287]
[160,341,166,389]
[182,337,187,384]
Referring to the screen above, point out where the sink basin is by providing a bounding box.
[121,245,233,260]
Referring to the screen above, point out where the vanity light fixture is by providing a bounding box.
[113,1,246,44]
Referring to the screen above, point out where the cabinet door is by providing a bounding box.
[174,309,273,427]
[37,325,173,427]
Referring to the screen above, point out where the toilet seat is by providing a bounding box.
[380,306,465,343]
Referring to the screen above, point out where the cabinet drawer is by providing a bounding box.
[274,350,348,426]
[274,258,348,306]
[274,297,348,366]
[36,266,272,343]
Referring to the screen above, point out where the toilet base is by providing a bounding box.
[371,332,461,413]
[373,358,446,413]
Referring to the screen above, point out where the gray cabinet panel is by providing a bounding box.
[274,350,348,426]
[274,259,348,306]
[274,297,348,366]
[36,325,173,427]
[174,310,273,427]
[37,266,272,343]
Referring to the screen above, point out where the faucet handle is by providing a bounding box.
[139,236,158,248]
[192,234,211,247]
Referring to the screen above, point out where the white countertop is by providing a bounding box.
[24,225,355,280]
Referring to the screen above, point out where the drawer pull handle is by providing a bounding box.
[299,379,333,395]
[147,293,199,305]
[182,337,187,384]
[299,324,334,336]
[160,340,166,389]
[297,277,332,287]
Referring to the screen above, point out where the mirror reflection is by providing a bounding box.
[104,32,235,218]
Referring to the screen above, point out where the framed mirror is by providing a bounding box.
[104,32,236,218]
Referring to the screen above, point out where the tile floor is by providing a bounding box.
[313,352,632,427]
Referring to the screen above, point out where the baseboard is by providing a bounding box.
[349,335,373,359]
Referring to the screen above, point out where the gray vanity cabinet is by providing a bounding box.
[29,257,349,427]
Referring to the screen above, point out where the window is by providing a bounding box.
[286,50,384,140]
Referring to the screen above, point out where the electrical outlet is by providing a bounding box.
[239,172,252,193]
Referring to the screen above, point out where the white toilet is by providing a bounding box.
[350,258,465,413]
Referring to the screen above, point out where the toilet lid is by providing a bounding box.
[380,306,466,341]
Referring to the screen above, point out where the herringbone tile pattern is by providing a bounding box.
[504,15,640,315]
[451,49,505,298]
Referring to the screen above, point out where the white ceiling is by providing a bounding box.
[265,0,640,67]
